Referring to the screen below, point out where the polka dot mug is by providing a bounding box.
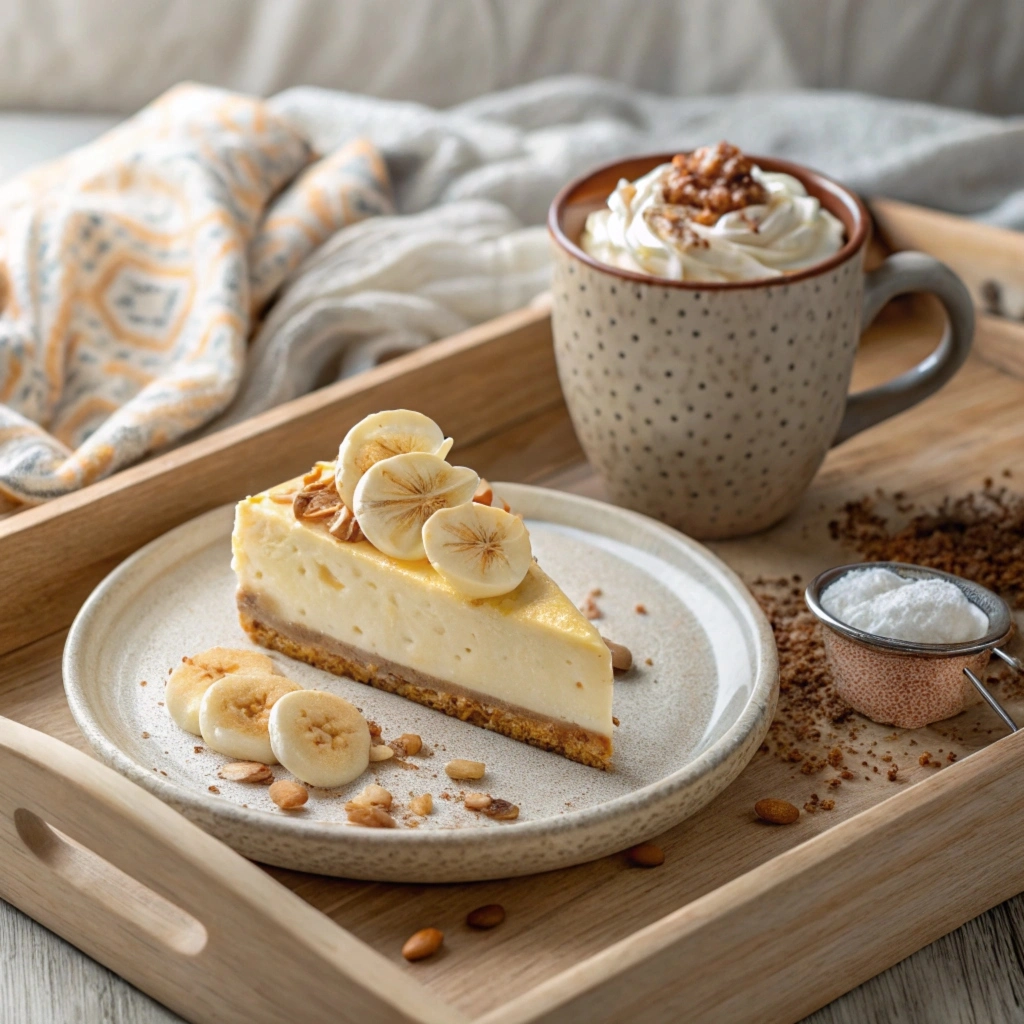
[548,154,975,540]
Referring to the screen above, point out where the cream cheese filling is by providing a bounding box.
[232,495,614,737]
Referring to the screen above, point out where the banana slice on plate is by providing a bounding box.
[353,451,479,560]
[336,409,454,510]
[422,502,533,599]
[199,671,301,764]
[166,647,275,735]
[269,689,371,788]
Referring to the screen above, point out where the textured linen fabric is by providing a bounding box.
[0,84,391,506]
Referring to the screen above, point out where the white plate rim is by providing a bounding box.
[64,482,778,867]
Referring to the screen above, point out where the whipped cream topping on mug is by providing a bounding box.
[580,143,846,283]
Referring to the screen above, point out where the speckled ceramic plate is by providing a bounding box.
[63,483,778,882]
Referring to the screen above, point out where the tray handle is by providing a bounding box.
[0,716,463,1024]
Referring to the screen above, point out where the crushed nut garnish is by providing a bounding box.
[409,793,433,816]
[464,792,492,811]
[327,505,363,541]
[626,842,665,867]
[603,637,633,672]
[370,745,395,762]
[218,762,273,784]
[445,758,485,780]
[346,783,393,810]
[347,804,397,828]
[480,798,519,821]
[402,927,443,961]
[466,904,506,929]
[661,142,768,226]
[269,780,308,810]
[754,798,800,825]
[393,733,422,757]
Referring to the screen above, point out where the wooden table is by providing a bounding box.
[4,891,1024,1023]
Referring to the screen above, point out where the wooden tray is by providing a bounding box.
[3,199,1024,1024]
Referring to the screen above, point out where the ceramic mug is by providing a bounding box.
[548,154,975,540]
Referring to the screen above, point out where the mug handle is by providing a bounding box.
[832,251,975,445]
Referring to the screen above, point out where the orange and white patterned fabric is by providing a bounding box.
[0,83,391,506]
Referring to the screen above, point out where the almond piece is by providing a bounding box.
[445,759,485,781]
[466,904,505,929]
[603,637,633,672]
[346,805,396,828]
[328,505,363,541]
[395,732,422,756]
[626,842,665,867]
[464,792,492,810]
[473,479,494,506]
[754,798,800,825]
[345,783,393,810]
[218,762,273,784]
[269,780,308,810]
[402,927,443,961]
[369,745,395,762]
[481,798,519,821]
[409,793,433,816]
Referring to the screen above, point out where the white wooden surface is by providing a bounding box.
[5,893,1024,1023]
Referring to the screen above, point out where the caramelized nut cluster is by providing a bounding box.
[661,142,768,227]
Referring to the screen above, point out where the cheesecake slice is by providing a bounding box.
[231,472,615,768]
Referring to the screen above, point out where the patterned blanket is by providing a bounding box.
[0,83,390,506]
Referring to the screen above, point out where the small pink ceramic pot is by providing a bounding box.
[805,562,1012,730]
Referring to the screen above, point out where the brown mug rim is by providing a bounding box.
[548,151,870,291]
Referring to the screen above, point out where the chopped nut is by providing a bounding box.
[293,486,342,520]
[346,805,396,828]
[887,765,900,781]
[370,745,395,762]
[603,637,633,672]
[207,785,220,794]
[644,657,654,667]
[402,927,443,961]
[612,716,620,726]
[446,759,485,780]
[394,733,422,756]
[409,793,433,816]
[626,842,665,867]
[269,780,308,810]
[141,731,150,739]
[193,745,204,754]
[328,505,363,541]
[218,762,273,784]
[466,904,505,929]
[754,798,800,825]
[346,783,393,810]
[820,799,836,811]
[634,603,648,615]
[464,792,492,810]
[481,798,519,821]
[473,480,494,506]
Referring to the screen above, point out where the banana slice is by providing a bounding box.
[166,647,275,735]
[422,502,533,599]
[199,671,301,764]
[353,451,479,560]
[269,689,371,788]
[335,410,454,510]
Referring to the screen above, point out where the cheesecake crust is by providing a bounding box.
[238,589,613,769]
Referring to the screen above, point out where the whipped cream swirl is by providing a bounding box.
[580,161,846,283]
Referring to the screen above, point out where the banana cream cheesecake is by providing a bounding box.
[231,410,615,768]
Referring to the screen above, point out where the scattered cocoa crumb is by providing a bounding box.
[887,765,900,781]
[194,745,204,754]
[947,751,958,763]
[207,785,219,794]
[580,588,604,620]
[140,680,147,687]
[635,603,648,615]
[644,657,654,667]
[141,731,150,739]
[827,746,843,767]
[612,716,620,726]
